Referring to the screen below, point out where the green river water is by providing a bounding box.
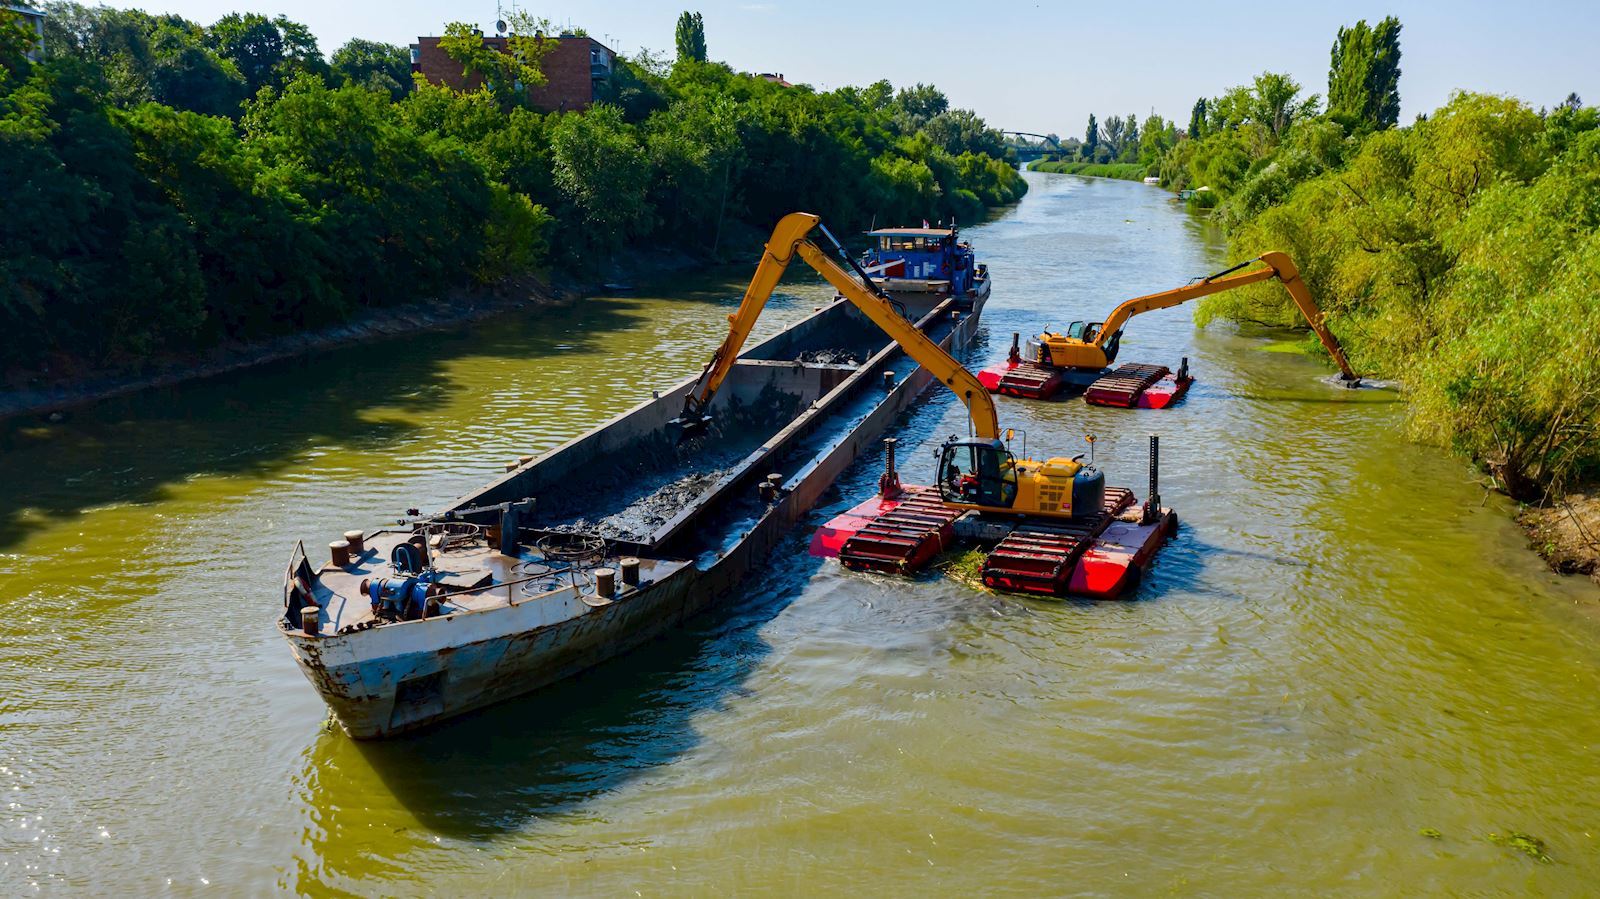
[3,171,1599,895]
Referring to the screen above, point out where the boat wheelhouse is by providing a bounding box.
[861,226,990,305]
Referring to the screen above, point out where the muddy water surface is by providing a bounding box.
[3,173,1599,894]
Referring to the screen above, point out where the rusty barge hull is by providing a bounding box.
[281,289,987,739]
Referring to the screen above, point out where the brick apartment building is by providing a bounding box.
[410,31,613,112]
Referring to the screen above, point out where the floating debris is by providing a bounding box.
[1487,831,1551,862]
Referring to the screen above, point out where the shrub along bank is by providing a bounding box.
[1025,160,1147,181]
[1066,14,1600,505]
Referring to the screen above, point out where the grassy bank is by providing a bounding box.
[1026,160,1150,181]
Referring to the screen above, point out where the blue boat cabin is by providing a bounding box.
[863,227,981,296]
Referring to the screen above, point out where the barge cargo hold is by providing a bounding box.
[280,276,989,739]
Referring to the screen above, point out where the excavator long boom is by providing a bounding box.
[674,212,999,439]
[1092,252,1356,380]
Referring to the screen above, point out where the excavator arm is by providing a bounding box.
[673,212,1000,439]
[1080,252,1356,380]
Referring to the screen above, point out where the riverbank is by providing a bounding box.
[0,277,564,423]
[0,215,836,424]
[1026,160,1149,180]
[1520,491,1600,584]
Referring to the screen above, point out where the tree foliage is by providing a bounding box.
[1328,16,1402,131]
[437,15,555,110]
[2,8,1024,380]
[673,11,706,64]
[331,38,411,102]
[1200,91,1599,496]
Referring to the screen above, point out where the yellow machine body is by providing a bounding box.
[1027,251,1358,379]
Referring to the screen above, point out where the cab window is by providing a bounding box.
[939,444,1018,507]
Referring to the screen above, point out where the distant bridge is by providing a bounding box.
[1000,130,1066,160]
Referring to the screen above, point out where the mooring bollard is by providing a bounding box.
[883,370,896,390]
[595,568,616,598]
[343,530,365,555]
[302,605,320,636]
[329,540,351,568]
[620,557,640,587]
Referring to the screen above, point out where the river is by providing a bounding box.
[3,171,1598,894]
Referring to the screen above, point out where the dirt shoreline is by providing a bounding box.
[0,281,568,423]
[0,239,737,424]
[1519,491,1600,585]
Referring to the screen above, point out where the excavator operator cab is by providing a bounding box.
[938,438,1018,508]
[1065,321,1089,340]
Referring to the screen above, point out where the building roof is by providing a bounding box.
[868,228,956,237]
[416,31,612,54]
[4,4,45,15]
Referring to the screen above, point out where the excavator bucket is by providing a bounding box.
[666,410,712,443]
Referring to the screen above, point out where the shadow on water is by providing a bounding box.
[0,297,654,552]
[302,537,826,850]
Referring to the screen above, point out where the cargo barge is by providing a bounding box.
[279,223,992,739]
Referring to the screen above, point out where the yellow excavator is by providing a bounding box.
[671,212,1106,521]
[1031,252,1356,376]
[984,253,1359,406]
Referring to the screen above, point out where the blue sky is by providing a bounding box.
[141,0,1591,134]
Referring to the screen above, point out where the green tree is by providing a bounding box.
[1101,114,1126,157]
[1250,71,1318,137]
[920,107,1006,158]
[549,103,650,265]
[331,38,410,102]
[1121,113,1139,162]
[1138,114,1172,166]
[1082,113,1098,160]
[437,14,555,109]
[148,23,246,116]
[1327,16,1402,131]
[206,13,326,96]
[673,11,706,63]
[1188,97,1206,138]
[892,82,948,129]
